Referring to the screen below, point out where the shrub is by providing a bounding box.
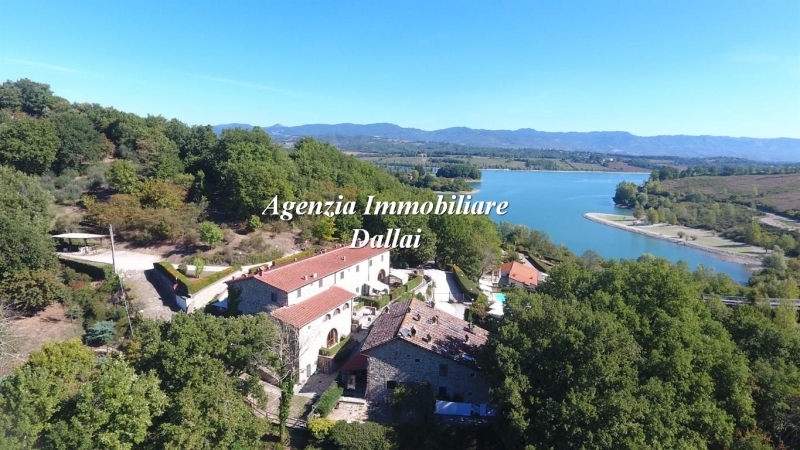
[177,263,188,276]
[326,421,395,450]
[307,417,336,442]
[313,383,344,418]
[192,257,205,278]
[245,215,262,232]
[198,221,224,247]
[84,320,116,346]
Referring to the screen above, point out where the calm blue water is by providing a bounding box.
[471,170,754,284]
[493,293,506,303]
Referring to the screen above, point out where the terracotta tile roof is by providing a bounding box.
[341,351,368,372]
[270,286,355,327]
[229,246,389,293]
[362,299,489,366]
[500,261,539,287]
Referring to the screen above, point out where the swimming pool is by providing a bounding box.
[492,293,506,303]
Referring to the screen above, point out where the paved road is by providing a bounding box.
[423,269,466,319]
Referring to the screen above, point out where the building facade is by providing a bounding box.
[227,246,390,383]
[361,299,490,405]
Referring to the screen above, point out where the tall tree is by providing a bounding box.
[50,111,106,173]
[0,115,60,174]
[0,166,57,279]
[45,358,167,450]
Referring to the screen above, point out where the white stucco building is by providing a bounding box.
[228,246,390,383]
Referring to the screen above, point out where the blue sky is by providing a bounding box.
[1,1,798,138]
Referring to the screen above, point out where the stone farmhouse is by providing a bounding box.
[358,298,490,406]
[227,246,390,383]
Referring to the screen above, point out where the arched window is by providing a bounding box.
[378,269,386,283]
[343,303,350,310]
[333,308,341,316]
[326,328,338,348]
[324,314,331,322]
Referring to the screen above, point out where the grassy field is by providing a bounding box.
[1,303,84,376]
[660,173,800,217]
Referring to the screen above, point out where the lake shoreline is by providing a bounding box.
[482,168,652,174]
[434,189,480,195]
[584,212,764,270]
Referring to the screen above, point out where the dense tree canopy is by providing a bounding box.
[483,258,761,449]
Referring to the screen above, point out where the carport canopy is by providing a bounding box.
[52,233,106,239]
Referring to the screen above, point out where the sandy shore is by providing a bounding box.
[584,213,764,269]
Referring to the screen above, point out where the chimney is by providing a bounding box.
[468,322,474,332]
[411,326,417,337]
[313,273,317,278]
[342,256,347,261]
[465,334,470,343]
[302,275,307,280]
[432,315,439,324]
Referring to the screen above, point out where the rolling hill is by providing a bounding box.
[211,123,800,162]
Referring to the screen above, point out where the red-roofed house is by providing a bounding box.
[499,261,540,289]
[227,246,390,383]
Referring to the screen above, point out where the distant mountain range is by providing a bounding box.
[212,123,800,163]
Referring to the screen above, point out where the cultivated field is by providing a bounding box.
[661,173,800,217]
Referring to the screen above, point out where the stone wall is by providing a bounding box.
[365,339,489,405]
[233,278,287,315]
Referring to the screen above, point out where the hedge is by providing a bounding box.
[361,294,391,310]
[247,248,317,274]
[154,261,240,295]
[407,273,424,291]
[59,257,111,280]
[313,383,344,418]
[452,265,486,302]
[319,334,354,357]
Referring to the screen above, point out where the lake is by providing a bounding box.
[470,170,754,284]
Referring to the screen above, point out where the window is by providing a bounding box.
[318,279,322,288]
[340,271,344,280]
[324,314,331,322]
[439,364,448,377]
[356,264,360,273]
[343,303,349,310]
[271,292,277,302]
[386,380,397,390]
[381,255,384,262]
[326,329,338,347]
[438,386,447,397]
[369,259,373,267]
[333,308,341,316]
[297,288,301,298]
